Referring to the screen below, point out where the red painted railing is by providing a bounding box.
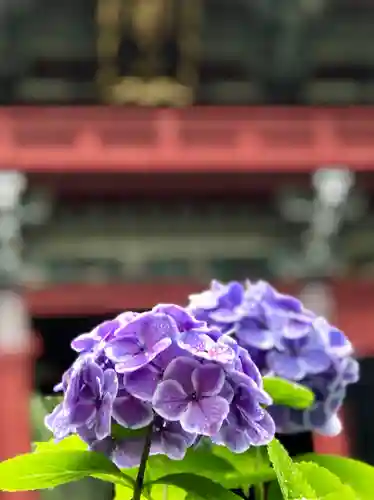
[1,107,374,172]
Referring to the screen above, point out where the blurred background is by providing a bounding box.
[1,0,374,498]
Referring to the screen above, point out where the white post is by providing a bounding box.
[0,171,29,353]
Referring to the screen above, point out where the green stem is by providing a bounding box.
[253,447,265,500]
[133,423,153,500]
[253,482,265,500]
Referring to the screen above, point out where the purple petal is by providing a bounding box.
[125,365,161,401]
[71,333,97,353]
[152,432,188,460]
[219,381,235,403]
[153,380,189,420]
[328,327,353,356]
[283,321,311,340]
[105,338,141,361]
[153,343,190,371]
[113,392,153,429]
[115,311,140,324]
[317,414,342,436]
[114,339,171,373]
[192,364,225,397]
[267,351,306,381]
[216,424,251,453]
[95,393,113,440]
[95,319,121,340]
[229,372,272,406]
[234,385,266,421]
[300,350,332,375]
[178,330,215,355]
[163,357,200,394]
[341,358,360,384]
[82,361,104,398]
[306,403,328,428]
[90,437,116,456]
[209,309,242,323]
[179,331,235,364]
[222,281,244,308]
[130,312,177,347]
[152,304,205,330]
[69,401,96,427]
[236,325,274,350]
[112,438,145,468]
[44,403,71,441]
[103,369,118,399]
[180,396,229,435]
[166,423,197,448]
[246,412,276,445]
[238,348,263,387]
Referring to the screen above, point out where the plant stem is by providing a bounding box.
[133,423,153,500]
[253,483,265,500]
[253,447,265,500]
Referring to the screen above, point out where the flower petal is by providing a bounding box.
[192,364,225,397]
[153,380,189,420]
[154,432,188,460]
[125,365,161,401]
[300,349,332,375]
[246,412,275,446]
[127,312,177,347]
[71,333,97,353]
[105,338,140,362]
[317,414,342,437]
[113,393,153,429]
[180,396,229,436]
[113,438,145,468]
[69,401,96,427]
[236,325,274,350]
[217,423,251,453]
[44,403,71,441]
[152,304,204,330]
[266,351,306,381]
[103,369,118,399]
[95,393,113,440]
[163,357,200,394]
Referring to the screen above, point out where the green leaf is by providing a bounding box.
[267,439,316,499]
[148,473,239,500]
[0,451,134,491]
[111,424,149,441]
[323,488,359,500]
[115,484,148,500]
[147,447,235,480]
[297,454,374,499]
[263,376,314,409]
[297,462,357,498]
[210,445,274,488]
[34,435,87,453]
[151,484,187,500]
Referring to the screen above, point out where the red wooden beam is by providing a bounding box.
[1,107,374,173]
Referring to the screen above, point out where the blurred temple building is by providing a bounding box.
[0,0,374,104]
[1,1,374,499]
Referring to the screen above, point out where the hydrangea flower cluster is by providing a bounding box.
[45,304,275,467]
[188,280,359,436]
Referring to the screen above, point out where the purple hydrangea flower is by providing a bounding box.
[46,303,275,467]
[153,357,230,435]
[188,280,360,436]
[105,312,176,373]
[112,420,197,468]
[45,357,118,441]
[188,281,245,330]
